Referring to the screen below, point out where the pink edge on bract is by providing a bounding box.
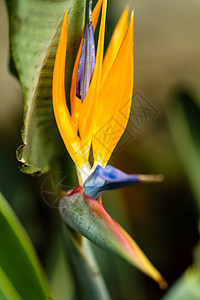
[84,194,167,289]
[67,185,83,196]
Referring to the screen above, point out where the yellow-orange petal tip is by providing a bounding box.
[124,5,129,12]
[158,278,168,290]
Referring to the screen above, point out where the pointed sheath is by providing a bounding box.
[59,186,167,288]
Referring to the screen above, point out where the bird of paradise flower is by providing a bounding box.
[52,0,167,289]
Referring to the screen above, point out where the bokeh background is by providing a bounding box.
[1,0,200,299]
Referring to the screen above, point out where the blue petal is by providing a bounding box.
[76,23,96,101]
[83,165,140,198]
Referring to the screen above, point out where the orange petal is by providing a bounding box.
[92,11,134,166]
[78,0,107,151]
[91,0,104,30]
[70,0,103,129]
[52,11,86,167]
[101,6,129,88]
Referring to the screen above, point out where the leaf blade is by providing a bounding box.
[0,267,22,300]
[6,0,86,174]
[0,192,51,300]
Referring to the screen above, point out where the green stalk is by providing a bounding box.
[61,224,110,300]
[57,158,110,300]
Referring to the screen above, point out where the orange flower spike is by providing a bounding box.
[93,11,134,166]
[78,0,107,145]
[54,5,167,287]
[70,0,103,129]
[52,11,87,167]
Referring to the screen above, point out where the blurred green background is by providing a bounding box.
[0,0,200,299]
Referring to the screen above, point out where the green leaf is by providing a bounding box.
[166,88,200,299]
[0,192,51,300]
[162,266,200,300]
[6,0,86,174]
[167,87,200,210]
[0,267,22,300]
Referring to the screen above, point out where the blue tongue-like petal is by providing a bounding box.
[83,165,141,198]
[83,165,164,198]
[76,23,96,101]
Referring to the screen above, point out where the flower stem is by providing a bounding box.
[59,162,110,299]
[61,223,111,300]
